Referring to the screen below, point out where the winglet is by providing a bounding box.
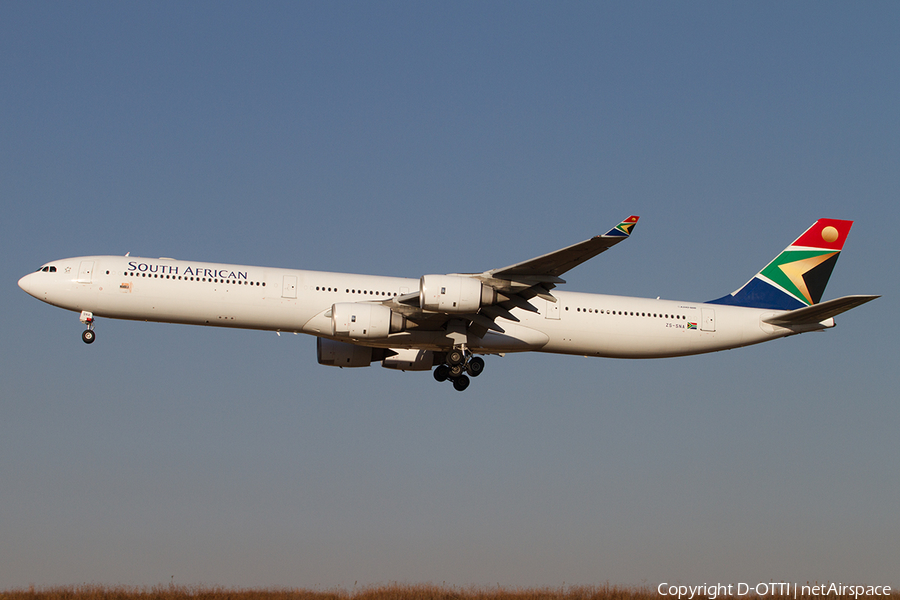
[604,215,640,237]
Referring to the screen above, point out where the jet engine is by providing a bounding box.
[317,338,374,368]
[419,274,497,313]
[331,302,406,339]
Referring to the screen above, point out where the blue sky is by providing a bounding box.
[2,1,898,589]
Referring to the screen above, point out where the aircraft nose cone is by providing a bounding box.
[18,272,38,297]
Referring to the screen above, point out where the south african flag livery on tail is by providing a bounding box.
[604,215,640,237]
[710,219,853,310]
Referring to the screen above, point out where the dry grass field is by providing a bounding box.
[1,586,897,600]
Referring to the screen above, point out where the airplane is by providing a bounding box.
[17,216,878,391]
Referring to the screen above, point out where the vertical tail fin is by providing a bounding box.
[709,219,853,310]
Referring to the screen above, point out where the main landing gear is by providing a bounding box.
[433,347,485,391]
[80,311,95,344]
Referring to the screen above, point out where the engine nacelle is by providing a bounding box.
[331,302,405,339]
[419,274,497,313]
[317,338,374,368]
[381,348,436,371]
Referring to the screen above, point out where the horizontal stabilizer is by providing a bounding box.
[762,295,879,326]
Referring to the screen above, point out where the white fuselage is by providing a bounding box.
[18,255,817,359]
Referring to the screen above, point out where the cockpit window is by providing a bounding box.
[37,266,57,273]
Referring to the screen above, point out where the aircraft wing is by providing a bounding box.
[382,215,640,336]
[762,294,880,326]
[485,215,640,282]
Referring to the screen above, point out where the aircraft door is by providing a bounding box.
[701,307,716,332]
[77,261,94,283]
[282,275,297,299]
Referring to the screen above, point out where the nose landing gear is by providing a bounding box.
[80,311,95,344]
[433,347,484,391]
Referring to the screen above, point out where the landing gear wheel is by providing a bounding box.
[446,348,465,366]
[466,356,485,377]
[433,364,450,382]
[82,329,96,344]
[448,363,465,378]
[452,375,470,392]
